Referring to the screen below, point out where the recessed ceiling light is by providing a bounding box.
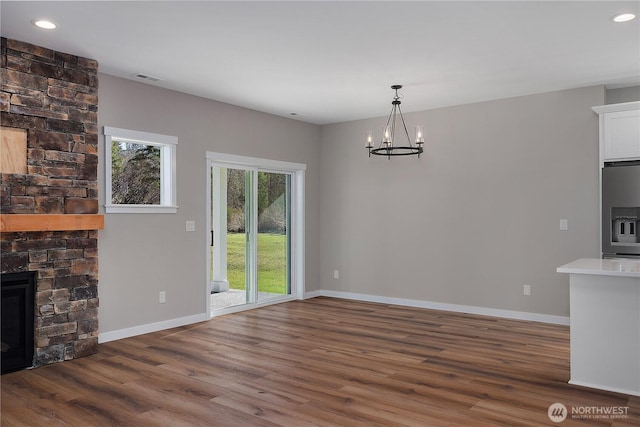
[612,13,637,23]
[32,19,57,30]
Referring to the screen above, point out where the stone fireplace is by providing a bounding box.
[1,38,102,368]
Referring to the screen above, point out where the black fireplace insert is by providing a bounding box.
[1,271,35,374]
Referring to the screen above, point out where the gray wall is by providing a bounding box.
[319,86,605,317]
[98,74,321,334]
[606,86,640,104]
[98,78,606,334]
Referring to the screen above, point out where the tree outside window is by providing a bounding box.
[111,141,161,205]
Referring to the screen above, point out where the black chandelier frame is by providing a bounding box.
[367,85,424,159]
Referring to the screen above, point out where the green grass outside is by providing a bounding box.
[212,232,288,294]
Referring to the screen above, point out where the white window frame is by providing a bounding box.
[104,126,178,214]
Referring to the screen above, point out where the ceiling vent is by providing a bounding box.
[132,73,162,82]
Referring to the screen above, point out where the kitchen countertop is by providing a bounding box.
[557,258,640,278]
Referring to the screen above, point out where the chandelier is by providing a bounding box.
[366,85,424,158]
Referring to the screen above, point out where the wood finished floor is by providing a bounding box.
[1,297,639,426]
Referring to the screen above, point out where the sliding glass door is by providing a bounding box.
[209,164,292,312]
[257,172,291,303]
[210,166,253,309]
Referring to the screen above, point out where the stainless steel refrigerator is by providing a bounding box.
[602,161,640,258]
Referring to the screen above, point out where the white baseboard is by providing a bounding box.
[303,290,324,299]
[99,291,569,344]
[568,380,640,397]
[98,313,209,343]
[304,289,569,325]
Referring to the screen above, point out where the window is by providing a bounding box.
[104,127,177,213]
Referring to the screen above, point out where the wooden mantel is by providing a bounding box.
[0,214,104,232]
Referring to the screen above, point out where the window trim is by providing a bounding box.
[104,126,178,214]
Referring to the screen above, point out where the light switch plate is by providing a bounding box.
[186,221,195,232]
[560,219,568,231]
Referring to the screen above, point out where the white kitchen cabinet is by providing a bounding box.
[557,258,640,397]
[593,101,640,162]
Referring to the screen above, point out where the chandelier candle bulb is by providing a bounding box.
[365,131,373,148]
[383,125,392,144]
[415,126,424,144]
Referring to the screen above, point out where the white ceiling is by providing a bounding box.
[1,1,639,125]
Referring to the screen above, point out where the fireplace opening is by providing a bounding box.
[1,272,35,374]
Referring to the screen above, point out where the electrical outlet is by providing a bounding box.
[159,291,166,303]
[186,221,195,232]
[523,285,531,296]
[560,219,568,231]
[334,270,339,279]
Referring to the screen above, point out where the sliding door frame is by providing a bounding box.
[205,151,306,318]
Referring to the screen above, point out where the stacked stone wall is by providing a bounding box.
[1,37,99,366]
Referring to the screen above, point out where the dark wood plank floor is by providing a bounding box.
[1,297,639,426]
